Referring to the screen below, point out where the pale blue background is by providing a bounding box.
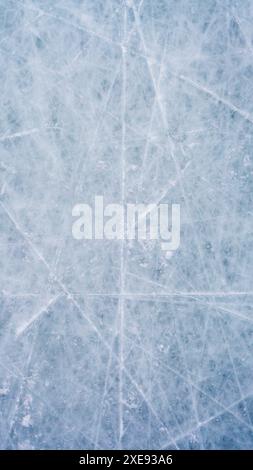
[0,0,253,449]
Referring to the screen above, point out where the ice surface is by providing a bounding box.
[0,0,253,450]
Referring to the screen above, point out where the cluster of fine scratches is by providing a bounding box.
[0,0,253,450]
